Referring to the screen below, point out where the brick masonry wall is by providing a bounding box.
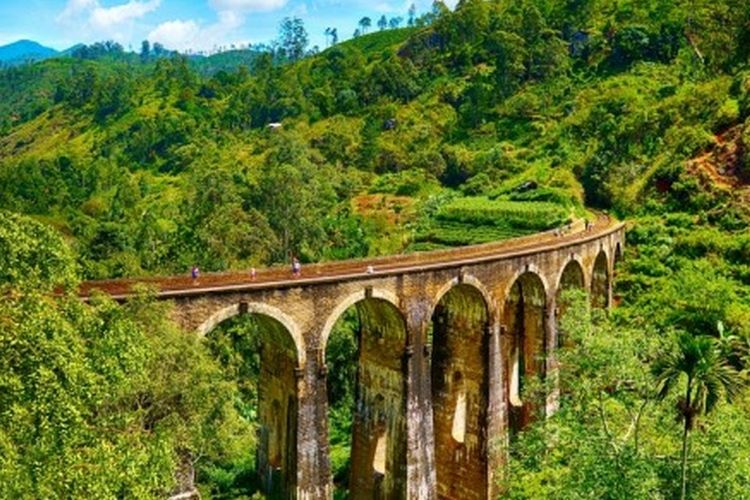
[349,299,408,499]
[159,226,625,499]
[431,285,489,500]
[255,316,299,498]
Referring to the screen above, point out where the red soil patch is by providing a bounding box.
[352,194,414,226]
[687,126,745,191]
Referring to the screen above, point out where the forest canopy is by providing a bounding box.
[2,0,750,497]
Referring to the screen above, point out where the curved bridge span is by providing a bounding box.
[82,217,625,500]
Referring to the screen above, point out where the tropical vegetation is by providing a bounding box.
[3,0,750,497]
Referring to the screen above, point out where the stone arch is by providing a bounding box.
[322,291,408,499]
[554,256,586,295]
[502,270,547,435]
[197,302,306,367]
[200,304,300,499]
[501,263,551,305]
[431,274,495,319]
[319,288,400,362]
[429,283,490,500]
[591,250,610,309]
[555,258,586,348]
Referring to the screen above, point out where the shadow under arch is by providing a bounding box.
[201,306,300,499]
[614,242,623,266]
[503,271,547,435]
[322,293,408,499]
[591,250,610,309]
[555,258,586,348]
[429,283,490,499]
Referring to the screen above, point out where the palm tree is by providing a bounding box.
[653,331,744,500]
[359,16,372,35]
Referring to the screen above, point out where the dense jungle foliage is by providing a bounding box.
[3,0,750,497]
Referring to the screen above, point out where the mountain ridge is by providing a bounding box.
[0,39,58,65]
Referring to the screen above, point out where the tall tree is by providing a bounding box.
[389,16,403,29]
[279,17,308,61]
[324,27,332,47]
[378,15,388,31]
[358,16,372,35]
[152,42,166,57]
[140,40,150,63]
[408,3,417,26]
[653,332,744,500]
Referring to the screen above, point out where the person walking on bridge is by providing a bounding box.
[292,257,301,278]
[191,265,200,280]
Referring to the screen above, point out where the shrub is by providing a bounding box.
[0,210,77,291]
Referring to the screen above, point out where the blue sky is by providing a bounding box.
[0,0,456,53]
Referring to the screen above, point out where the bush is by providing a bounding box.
[460,172,492,195]
[731,71,750,119]
[0,210,77,291]
[716,99,740,129]
[369,169,438,195]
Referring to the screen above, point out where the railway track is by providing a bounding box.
[80,215,622,300]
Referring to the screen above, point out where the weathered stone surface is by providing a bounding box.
[349,299,408,499]
[431,286,489,499]
[90,223,625,499]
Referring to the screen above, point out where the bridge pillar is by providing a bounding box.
[403,296,436,500]
[297,346,331,500]
[545,293,560,417]
[485,319,505,498]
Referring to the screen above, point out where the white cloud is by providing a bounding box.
[147,11,245,52]
[90,0,161,30]
[57,0,97,22]
[147,20,200,50]
[209,0,288,12]
[57,0,162,44]
[147,0,291,53]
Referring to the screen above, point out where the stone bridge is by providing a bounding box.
[81,217,625,499]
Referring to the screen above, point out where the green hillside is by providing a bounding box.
[4,1,750,498]
[2,3,748,280]
[0,20,597,279]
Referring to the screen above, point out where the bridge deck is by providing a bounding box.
[80,216,623,299]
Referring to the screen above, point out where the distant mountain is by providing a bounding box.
[0,40,58,66]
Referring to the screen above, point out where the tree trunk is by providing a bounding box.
[680,381,692,500]
[680,417,689,500]
[170,449,199,500]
